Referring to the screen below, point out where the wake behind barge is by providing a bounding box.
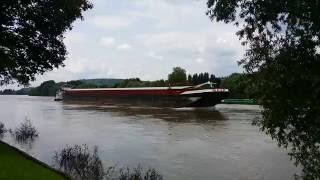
[56,82,229,107]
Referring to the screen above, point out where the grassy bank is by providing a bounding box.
[221,99,257,105]
[0,141,68,180]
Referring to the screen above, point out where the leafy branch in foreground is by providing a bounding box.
[207,0,320,179]
[0,0,93,85]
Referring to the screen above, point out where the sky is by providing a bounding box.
[4,0,245,89]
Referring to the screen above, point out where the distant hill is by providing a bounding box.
[78,78,123,87]
[9,78,125,96]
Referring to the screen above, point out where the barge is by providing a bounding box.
[56,82,229,107]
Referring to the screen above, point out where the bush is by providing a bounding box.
[53,144,104,180]
[13,118,39,141]
[0,121,6,136]
[53,144,163,180]
[117,165,163,180]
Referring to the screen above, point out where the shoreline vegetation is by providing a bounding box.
[221,99,257,105]
[1,68,253,102]
[1,119,163,180]
[0,140,164,180]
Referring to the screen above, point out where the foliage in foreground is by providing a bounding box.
[207,0,320,179]
[0,0,93,85]
[13,119,39,142]
[53,144,163,180]
[53,144,104,180]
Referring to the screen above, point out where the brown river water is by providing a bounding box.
[0,95,300,180]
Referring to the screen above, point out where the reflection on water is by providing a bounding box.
[63,103,227,123]
[0,96,299,180]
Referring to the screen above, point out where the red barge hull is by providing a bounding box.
[61,86,229,107]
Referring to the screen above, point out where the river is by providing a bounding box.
[0,95,299,180]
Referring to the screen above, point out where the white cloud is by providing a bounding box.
[195,58,205,64]
[139,31,241,61]
[90,15,136,29]
[100,37,116,47]
[148,51,163,60]
[141,32,204,52]
[116,44,132,50]
[216,37,228,44]
[132,0,204,29]
[64,32,87,46]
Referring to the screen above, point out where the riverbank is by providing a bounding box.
[221,99,257,105]
[0,141,68,180]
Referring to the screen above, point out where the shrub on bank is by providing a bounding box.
[117,165,163,180]
[106,165,163,180]
[13,118,39,141]
[0,121,6,136]
[53,144,104,180]
[53,144,163,180]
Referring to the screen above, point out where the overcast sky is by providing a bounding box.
[5,0,245,89]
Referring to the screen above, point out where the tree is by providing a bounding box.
[192,73,198,85]
[151,79,167,87]
[220,73,250,99]
[168,67,187,85]
[187,74,193,83]
[207,0,320,178]
[204,72,209,82]
[29,80,58,96]
[209,74,215,82]
[0,89,16,95]
[198,73,204,83]
[0,0,93,85]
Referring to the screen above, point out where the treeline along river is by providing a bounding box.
[0,95,300,180]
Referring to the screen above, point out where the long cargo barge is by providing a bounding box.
[56,82,229,107]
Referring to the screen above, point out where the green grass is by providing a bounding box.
[0,141,68,180]
[221,99,257,105]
